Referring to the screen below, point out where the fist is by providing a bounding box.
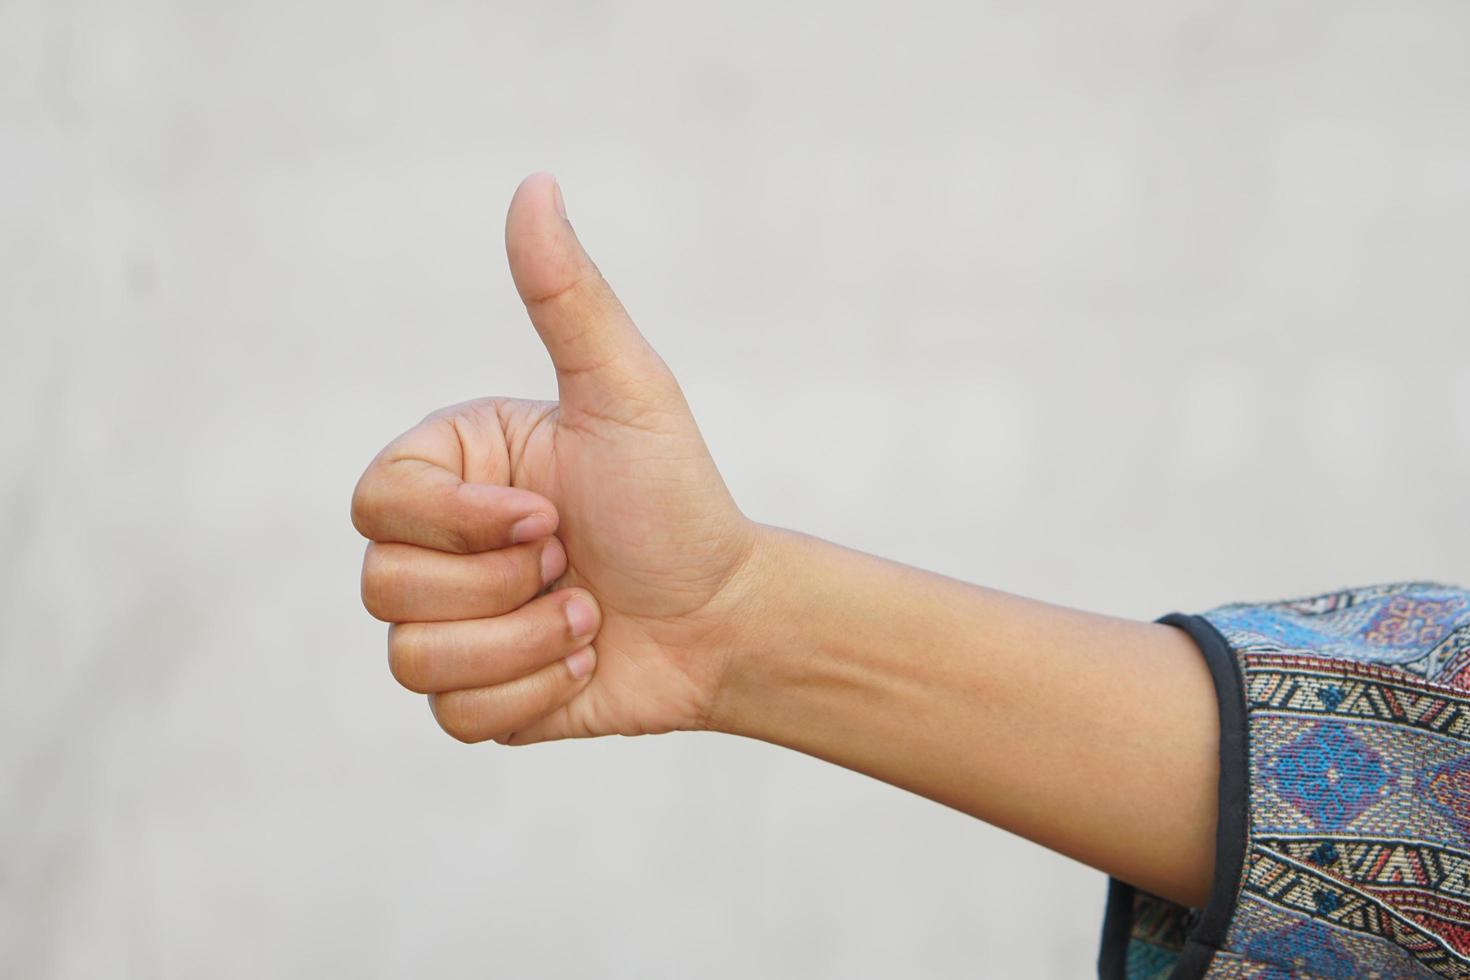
[352,173,763,745]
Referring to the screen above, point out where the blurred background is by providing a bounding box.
[3,1,1468,976]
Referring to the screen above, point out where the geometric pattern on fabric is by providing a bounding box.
[1423,756,1470,844]
[1211,895,1430,978]
[1364,595,1470,652]
[1240,917,1356,976]
[1125,940,1182,980]
[1248,714,1470,854]
[1433,628,1470,692]
[1209,583,1470,677]
[1261,721,1389,830]
[1243,653,1470,743]
[1128,888,1192,954]
[1240,846,1470,976]
[1102,581,1470,979]
[1257,836,1470,904]
[1122,889,1191,978]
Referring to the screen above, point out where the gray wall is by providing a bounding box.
[4,1,1468,977]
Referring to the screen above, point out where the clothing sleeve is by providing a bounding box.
[1097,582,1470,980]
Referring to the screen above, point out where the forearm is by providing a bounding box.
[709,525,1221,908]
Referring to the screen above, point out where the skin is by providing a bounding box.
[352,172,1221,909]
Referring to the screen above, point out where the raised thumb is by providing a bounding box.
[504,173,664,394]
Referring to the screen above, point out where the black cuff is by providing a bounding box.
[1097,613,1250,979]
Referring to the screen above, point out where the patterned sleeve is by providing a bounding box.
[1097,582,1470,979]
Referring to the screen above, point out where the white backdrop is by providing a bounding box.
[4,2,1469,977]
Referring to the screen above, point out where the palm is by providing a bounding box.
[482,356,754,741]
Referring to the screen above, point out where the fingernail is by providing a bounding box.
[510,513,552,544]
[564,595,597,637]
[540,537,566,586]
[552,179,567,220]
[564,646,596,679]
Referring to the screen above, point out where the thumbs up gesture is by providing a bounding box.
[352,174,764,745]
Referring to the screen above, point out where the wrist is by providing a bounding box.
[698,522,810,736]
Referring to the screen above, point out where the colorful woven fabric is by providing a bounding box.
[1099,582,1470,979]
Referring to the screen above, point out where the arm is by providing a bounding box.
[352,172,1221,911]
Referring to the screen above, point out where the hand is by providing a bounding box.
[352,173,763,745]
